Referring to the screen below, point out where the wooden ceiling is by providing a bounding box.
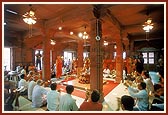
[3,2,165,47]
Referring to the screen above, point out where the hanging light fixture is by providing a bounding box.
[104,41,108,46]
[83,31,89,39]
[22,5,37,38]
[78,26,89,39]
[50,39,56,45]
[142,18,154,32]
[22,5,37,25]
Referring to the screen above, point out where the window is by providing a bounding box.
[64,51,73,66]
[142,52,147,64]
[149,52,154,64]
[142,52,155,64]
[4,48,11,71]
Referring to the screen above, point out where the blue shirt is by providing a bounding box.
[128,87,149,111]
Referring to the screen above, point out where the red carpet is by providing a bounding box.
[57,80,119,99]
[103,80,119,96]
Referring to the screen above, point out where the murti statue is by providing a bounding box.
[78,57,90,84]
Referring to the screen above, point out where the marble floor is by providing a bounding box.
[63,71,166,113]
[5,71,165,113]
[49,77,123,112]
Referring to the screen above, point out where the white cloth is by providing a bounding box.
[28,80,36,100]
[59,94,78,111]
[32,85,48,108]
[143,78,154,94]
[47,90,60,111]
[18,79,28,93]
[16,66,23,72]
[128,87,149,111]
[20,69,27,76]
[103,68,111,78]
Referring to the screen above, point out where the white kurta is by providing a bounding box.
[47,90,60,111]
[143,78,154,94]
[18,79,28,93]
[32,85,48,108]
[103,68,111,78]
[59,94,78,111]
[28,80,36,100]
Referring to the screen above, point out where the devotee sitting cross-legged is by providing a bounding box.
[59,85,78,111]
[103,66,111,78]
[79,89,103,111]
[27,77,37,101]
[18,74,28,95]
[32,79,48,108]
[47,82,61,111]
[116,95,135,111]
[124,81,149,111]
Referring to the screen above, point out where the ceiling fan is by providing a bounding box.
[4,4,40,25]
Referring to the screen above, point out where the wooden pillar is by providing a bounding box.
[110,43,114,59]
[124,41,130,57]
[130,39,134,56]
[90,5,104,102]
[77,40,84,77]
[42,28,51,81]
[121,31,130,57]
[115,33,123,83]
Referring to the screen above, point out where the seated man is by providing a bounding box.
[124,81,149,111]
[59,85,78,111]
[103,66,111,78]
[28,63,36,73]
[47,83,60,111]
[4,79,18,111]
[18,74,28,95]
[27,77,37,101]
[32,79,48,108]
[79,89,103,111]
[117,95,135,111]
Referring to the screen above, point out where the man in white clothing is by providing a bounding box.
[32,79,48,108]
[59,85,78,111]
[103,66,111,78]
[20,65,27,77]
[18,74,28,95]
[28,77,36,101]
[47,83,60,111]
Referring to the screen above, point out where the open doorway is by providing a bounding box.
[35,50,43,70]
[4,48,11,71]
[63,51,73,66]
